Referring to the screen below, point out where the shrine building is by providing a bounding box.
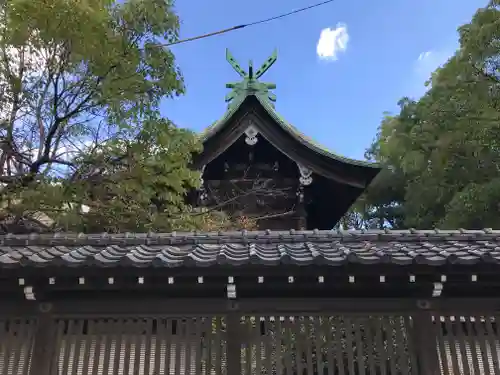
[0,50,499,375]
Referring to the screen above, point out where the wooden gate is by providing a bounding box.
[3,314,418,375]
[1,305,500,375]
[241,314,417,375]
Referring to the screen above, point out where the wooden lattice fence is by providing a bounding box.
[1,310,500,374]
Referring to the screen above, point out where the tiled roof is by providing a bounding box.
[1,229,500,268]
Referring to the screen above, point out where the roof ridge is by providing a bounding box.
[1,228,499,244]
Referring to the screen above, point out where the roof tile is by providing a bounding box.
[0,230,500,268]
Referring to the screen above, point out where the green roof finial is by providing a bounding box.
[225,49,277,108]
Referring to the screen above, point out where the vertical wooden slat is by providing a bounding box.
[283,317,293,375]
[165,318,173,375]
[353,316,366,375]
[295,316,305,375]
[10,319,22,374]
[9,319,17,375]
[313,316,323,375]
[82,319,93,374]
[110,318,119,375]
[2,318,15,374]
[9,318,22,374]
[255,316,262,375]
[239,317,246,375]
[59,319,73,374]
[454,317,472,375]
[23,318,36,375]
[393,316,408,375]
[436,316,451,375]
[464,316,481,375]
[492,315,500,375]
[444,316,461,375]
[266,317,274,375]
[227,313,242,375]
[121,318,132,375]
[101,319,113,375]
[0,320,7,372]
[205,317,214,375]
[12,319,21,375]
[186,318,194,375]
[323,316,334,375]
[10,319,25,375]
[364,317,377,375]
[373,317,387,375]
[344,317,356,375]
[66,319,76,375]
[130,319,137,375]
[174,319,183,375]
[275,316,283,375]
[304,317,314,375]
[0,320,6,374]
[383,316,398,375]
[333,317,346,375]
[131,318,139,374]
[117,318,126,375]
[164,318,169,375]
[72,318,85,375]
[172,318,181,375]
[5,319,13,375]
[131,318,142,375]
[222,316,228,375]
[143,318,153,375]
[475,315,492,375]
[18,318,31,375]
[241,315,251,375]
[12,319,21,374]
[403,316,419,375]
[52,319,64,375]
[92,319,109,375]
[194,316,203,375]
[484,316,500,374]
[154,318,163,374]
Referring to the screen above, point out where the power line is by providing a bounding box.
[165,0,336,47]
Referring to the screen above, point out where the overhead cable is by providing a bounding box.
[164,0,336,47]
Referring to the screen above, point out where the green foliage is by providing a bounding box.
[0,0,226,233]
[355,0,500,230]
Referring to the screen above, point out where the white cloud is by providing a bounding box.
[417,51,433,62]
[415,50,449,76]
[412,49,453,97]
[316,23,349,61]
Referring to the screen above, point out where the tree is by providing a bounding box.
[357,0,500,230]
[0,0,213,233]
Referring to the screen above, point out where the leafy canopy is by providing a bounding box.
[0,0,221,232]
[347,0,500,230]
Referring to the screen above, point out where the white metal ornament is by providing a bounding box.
[199,165,208,202]
[244,125,259,146]
[297,163,313,186]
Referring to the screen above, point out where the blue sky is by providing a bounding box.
[161,0,488,160]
